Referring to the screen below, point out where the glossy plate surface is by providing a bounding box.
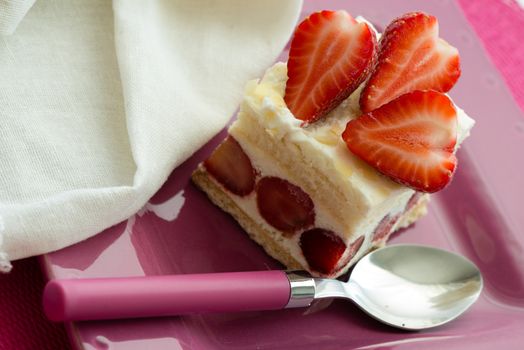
[42,1,524,349]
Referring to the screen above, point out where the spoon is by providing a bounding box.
[43,244,483,330]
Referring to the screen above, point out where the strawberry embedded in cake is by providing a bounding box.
[204,136,256,196]
[192,10,475,277]
[256,176,315,234]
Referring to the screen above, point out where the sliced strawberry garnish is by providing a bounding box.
[285,10,376,124]
[256,177,315,234]
[300,228,346,275]
[204,136,256,196]
[360,12,460,113]
[343,90,458,193]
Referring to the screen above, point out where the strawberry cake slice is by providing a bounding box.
[192,11,475,277]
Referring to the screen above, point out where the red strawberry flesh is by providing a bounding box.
[405,192,424,211]
[285,10,376,123]
[343,90,458,193]
[204,136,256,196]
[256,177,315,234]
[333,235,365,274]
[300,228,346,275]
[372,214,401,243]
[360,12,460,112]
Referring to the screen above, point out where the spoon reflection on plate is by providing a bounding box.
[43,244,483,330]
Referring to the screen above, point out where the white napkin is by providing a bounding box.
[0,0,302,271]
[0,0,35,35]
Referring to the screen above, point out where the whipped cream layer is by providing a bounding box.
[223,62,474,274]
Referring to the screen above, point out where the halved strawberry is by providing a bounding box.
[300,228,346,275]
[360,12,460,113]
[256,177,315,234]
[204,136,256,196]
[333,235,365,274]
[343,90,457,193]
[285,10,376,124]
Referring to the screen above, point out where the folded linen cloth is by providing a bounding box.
[0,0,35,35]
[0,0,303,271]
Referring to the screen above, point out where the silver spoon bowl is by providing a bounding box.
[307,244,483,330]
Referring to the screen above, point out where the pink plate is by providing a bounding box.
[41,1,524,349]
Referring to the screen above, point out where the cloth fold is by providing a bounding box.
[0,0,35,35]
[0,0,302,267]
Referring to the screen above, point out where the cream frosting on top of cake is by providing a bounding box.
[243,62,475,206]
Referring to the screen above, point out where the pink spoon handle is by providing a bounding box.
[43,270,291,321]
